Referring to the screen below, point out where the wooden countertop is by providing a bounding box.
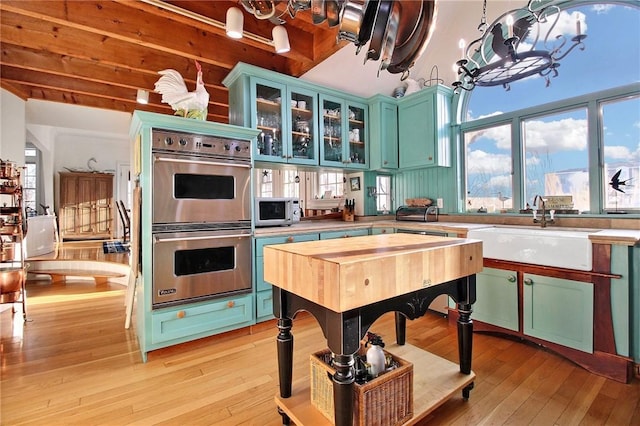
[263,233,483,312]
[254,219,640,246]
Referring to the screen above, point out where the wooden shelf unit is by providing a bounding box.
[58,171,114,240]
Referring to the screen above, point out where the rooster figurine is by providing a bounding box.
[154,60,209,120]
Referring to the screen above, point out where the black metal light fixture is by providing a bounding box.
[452,0,587,93]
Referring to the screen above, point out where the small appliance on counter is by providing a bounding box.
[255,197,301,227]
[395,205,438,222]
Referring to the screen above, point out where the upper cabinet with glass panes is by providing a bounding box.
[319,94,368,170]
[223,63,367,169]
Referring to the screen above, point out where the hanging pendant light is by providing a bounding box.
[272,25,290,54]
[226,7,244,39]
[136,89,149,104]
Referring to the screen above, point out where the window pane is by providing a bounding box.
[602,96,640,211]
[318,171,343,198]
[376,175,391,213]
[465,124,513,213]
[257,169,273,197]
[523,109,589,212]
[282,170,299,198]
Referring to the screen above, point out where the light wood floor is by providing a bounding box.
[1,246,639,425]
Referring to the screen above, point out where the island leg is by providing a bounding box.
[395,311,407,345]
[456,301,473,375]
[332,353,355,426]
[276,317,293,398]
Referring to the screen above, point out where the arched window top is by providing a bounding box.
[462,2,639,120]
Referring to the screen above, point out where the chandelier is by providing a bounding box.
[452,0,587,93]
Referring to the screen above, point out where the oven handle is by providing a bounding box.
[154,233,250,243]
[153,155,251,169]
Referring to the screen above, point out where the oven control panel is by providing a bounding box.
[151,129,251,160]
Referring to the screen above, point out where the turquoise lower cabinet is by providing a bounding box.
[151,293,253,345]
[523,273,594,353]
[254,233,318,322]
[319,228,370,240]
[370,227,395,235]
[473,268,519,331]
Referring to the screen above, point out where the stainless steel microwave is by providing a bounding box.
[254,197,301,227]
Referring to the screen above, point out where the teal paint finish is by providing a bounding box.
[129,111,260,361]
[253,233,318,322]
[393,166,458,213]
[631,245,640,363]
[362,171,378,216]
[368,95,398,170]
[610,244,631,357]
[473,267,519,331]
[523,273,594,353]
[319,228,370,240]
[398,85,452,169]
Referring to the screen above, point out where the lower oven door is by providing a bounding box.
[152,152,251,224]
[152,229,251,308]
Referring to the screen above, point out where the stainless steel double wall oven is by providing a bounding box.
[151,129,252,308]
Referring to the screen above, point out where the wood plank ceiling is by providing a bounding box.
[0,0,347,123]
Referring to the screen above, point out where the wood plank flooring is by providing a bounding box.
[2,269,639,424]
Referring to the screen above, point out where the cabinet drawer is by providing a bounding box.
[151,294,253,344]
[319,229,369,240]
[256,290,274,322]
[255,233,318,256]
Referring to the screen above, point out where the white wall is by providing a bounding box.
[0,89,26,164]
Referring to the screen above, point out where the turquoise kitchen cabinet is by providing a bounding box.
[319,228,370,240]
[248,78,320,165]
[473,267,519,331]
[287,86,319,165]
[129,111,259,362]
[224,63,370,169]
[254,233,318,322]
[398,85,452,169]
[319,93,369,169]
[523,273,594,353]
[151,294,253,345]
[368,95,398,170]
[370,227,395,235]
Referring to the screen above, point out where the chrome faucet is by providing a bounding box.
[533,195,555,227]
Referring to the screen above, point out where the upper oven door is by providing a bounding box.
[152,153,251,224]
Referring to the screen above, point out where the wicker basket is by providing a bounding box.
[310,349,413,426]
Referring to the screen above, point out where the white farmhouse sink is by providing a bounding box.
[467,227,593,271]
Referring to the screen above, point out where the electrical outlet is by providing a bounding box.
[437,198,444,209]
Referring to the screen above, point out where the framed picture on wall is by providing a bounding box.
[350,177,361,191]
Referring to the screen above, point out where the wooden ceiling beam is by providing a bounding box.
[1,64,228,118]
[0,44,229,109]
[0,0,297,73]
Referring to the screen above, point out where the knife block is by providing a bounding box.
[342,209,354,222]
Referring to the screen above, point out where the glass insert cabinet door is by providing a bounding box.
[253,79,285,161]
[319,94,367,168]
[321,96,344,164]
[347,103,367,166]
[289,88,317,164]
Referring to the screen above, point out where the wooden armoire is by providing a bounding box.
[58,172,113,240]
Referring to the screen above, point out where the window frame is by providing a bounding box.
[459,82,640,214]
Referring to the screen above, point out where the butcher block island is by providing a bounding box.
[264,234,483,426]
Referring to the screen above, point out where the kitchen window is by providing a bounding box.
[318,171,344,198]
[460,2,639,214]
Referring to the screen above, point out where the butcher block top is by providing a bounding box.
[263,233,483,313]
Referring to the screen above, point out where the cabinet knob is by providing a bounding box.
[227,300,235,308]
[286,236,294,243]
[428,156,433,161]
[508,275,516,283]
[524,278,534,286]
[176,310,186,319]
